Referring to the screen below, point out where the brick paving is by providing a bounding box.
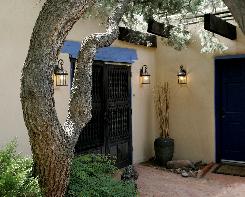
[136,164,245,197]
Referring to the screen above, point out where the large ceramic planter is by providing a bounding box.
[154,137,174,166]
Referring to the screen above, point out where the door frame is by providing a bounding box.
[215,54,245,163]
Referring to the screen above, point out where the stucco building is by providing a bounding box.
[1,1,245,165]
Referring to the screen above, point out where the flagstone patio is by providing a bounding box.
[136,164,245,197]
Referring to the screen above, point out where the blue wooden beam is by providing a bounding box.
[61,41,138,63]
[61,41,81,58]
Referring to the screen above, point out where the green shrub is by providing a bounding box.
[0,140,41,197]
[66,154,137,197]
[0,142,138,197]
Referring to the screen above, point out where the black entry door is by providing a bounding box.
[73,60,132,168]
[216,57,245,162]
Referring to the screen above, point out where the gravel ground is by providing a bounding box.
[136,164,245,197]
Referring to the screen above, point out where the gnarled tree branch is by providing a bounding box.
[64,0,131,146]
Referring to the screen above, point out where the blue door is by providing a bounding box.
[216,57,245,162]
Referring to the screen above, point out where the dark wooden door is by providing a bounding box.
[74,60,132,168]
[216,57,245,163]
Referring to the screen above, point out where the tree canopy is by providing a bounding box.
[83,0,243,52]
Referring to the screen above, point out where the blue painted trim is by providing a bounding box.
[215,58,222,163]
[61,41,81,58]
[94,47,138,63]
[215,54,245,60]
[61,40,138,63]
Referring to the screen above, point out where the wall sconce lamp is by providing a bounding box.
[54,59,68,86]
[177,65,187,84]
[140,65,151,84]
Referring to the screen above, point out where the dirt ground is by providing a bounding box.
[136,164,245,197]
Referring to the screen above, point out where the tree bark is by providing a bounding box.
[222,0,245,34]
[20,0,130,196]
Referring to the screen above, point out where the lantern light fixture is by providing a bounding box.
[140,65,151,84]
[177,65,187,84]
[54,59,68,86]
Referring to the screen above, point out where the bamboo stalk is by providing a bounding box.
[154,82,170,138]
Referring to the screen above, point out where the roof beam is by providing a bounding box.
[204,14,237,40]
[147,19,173,38]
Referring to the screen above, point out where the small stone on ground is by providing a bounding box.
[181,170,189,177]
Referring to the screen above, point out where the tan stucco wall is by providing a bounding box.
[155,25,245,162]
[0,1,43,154]
[0,1,156,164]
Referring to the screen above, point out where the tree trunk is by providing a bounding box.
[20,0,130,196]
[222,0,245,34]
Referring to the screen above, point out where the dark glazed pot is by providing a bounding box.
[154,137,174,166]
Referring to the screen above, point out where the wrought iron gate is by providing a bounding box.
[72,60,132,168]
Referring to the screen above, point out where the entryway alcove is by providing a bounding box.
[62,41,138,167]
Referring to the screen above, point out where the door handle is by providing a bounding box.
[221,108,225,119]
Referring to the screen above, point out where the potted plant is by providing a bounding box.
[154,82,174,166]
